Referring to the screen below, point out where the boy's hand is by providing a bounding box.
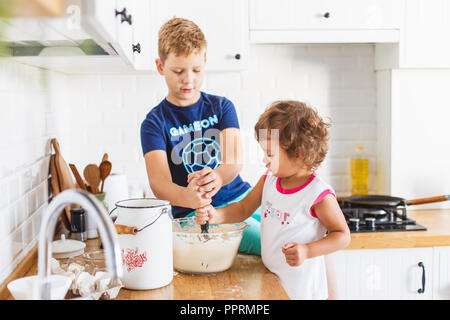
[185,177,212,209]
[195,204,217,225]
[187,167,223,199]
[281,243,309,267]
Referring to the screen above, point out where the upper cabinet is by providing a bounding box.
[249,0,405,43]
[83,0,248,71]
[144,0,248,72]
[82,0,147,67]
[400,0,450,68]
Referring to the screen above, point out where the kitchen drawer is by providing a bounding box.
[333,248,433,299]
[250,0,404,31]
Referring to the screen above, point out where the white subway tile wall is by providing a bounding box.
[0,58,69,284]
[0,43,377,283]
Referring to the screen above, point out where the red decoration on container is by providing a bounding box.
[122,248,148,272]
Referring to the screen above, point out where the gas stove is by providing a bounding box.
[339,201,427,233]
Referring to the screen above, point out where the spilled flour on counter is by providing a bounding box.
[213,285,244,298]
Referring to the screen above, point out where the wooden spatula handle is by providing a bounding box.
[115,224,138,235]
[51,138,61,154]
[69,163,87,191]
[407,195,450,205]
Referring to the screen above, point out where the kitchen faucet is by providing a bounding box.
[37,189,123,300]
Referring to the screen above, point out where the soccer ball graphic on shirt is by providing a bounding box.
[182,138,221,174]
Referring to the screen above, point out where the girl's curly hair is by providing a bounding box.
[255,100,331,171]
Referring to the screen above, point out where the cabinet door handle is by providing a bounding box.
[234,53,241,60]
[132,43,141,54]
[115,8,132,25]
[417,262,425,294]
[124,13,132,25]
[115,8,127,20]
[323,12,331,18]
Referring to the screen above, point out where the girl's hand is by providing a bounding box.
[187,167,223,199]
[195,204,217,225]
[185,177,212,209]
[281,242,309,267]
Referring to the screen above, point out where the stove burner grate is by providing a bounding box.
[340,202,427,233]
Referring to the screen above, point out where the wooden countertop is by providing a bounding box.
[0,238,289,300]
[2,209,450,299]
[345,209,450,250]
[117,254,288,300]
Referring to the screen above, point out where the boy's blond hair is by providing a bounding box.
[255,100,331,171]
[158,17,207,63]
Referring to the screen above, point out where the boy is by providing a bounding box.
[140,17,261,255]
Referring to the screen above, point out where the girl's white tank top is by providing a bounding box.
[261,171,335,300]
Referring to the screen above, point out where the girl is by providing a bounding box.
[196,100,351,300]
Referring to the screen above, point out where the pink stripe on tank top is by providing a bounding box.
[309,189,336,218]
[276,172,317,194]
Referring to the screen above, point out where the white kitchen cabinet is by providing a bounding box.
[115,0,136,65]
[145,0,248,71]
[333,248,433,299]
[433,247,450,299]
[375,70,450,208]
[130,0,152,70]
[78,0,249,71]
[376,0,450,69]
[82,0,142,66]
[400,0,450,68]
[82,0,118,45]
[249,0,405,43]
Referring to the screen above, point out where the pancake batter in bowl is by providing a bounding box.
[172,218,248,274]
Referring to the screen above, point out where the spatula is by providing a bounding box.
[83,164,101,194]
[99,160,112,193]
[69,163,87,191]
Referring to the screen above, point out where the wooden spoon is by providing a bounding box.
[83,164,101,194]
[99,160,112,193]
[101,153,109,164]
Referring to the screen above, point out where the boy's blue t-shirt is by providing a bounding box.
[140,91,251,218]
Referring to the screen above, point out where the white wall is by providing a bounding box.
[65,44,378,197]
[0,43,377,283]
[0,58,68,283]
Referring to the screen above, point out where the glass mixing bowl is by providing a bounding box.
[172,217,249,274]
[81,250,107,273]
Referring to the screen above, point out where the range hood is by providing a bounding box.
[0,0,118,57]
[7,39,114,57]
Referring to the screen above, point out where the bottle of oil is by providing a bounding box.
[351,146,369,195]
